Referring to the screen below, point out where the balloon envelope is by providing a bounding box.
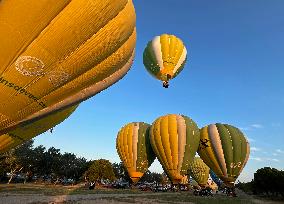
[210,169,223,187]
[150,114,200,184]
[0,104,78,153]
[143,34,187,85]
[188,157,210,187]
[0,0,136,135]
[116,122,156,183]
[198,123,250,186]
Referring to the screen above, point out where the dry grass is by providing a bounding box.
[0,183,283,204]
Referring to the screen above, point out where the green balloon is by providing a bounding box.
[188,157,209,187]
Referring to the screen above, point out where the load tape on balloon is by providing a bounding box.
[0,0,137,152]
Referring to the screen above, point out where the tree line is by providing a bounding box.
[236,167,284,198]
[0,140,163,185]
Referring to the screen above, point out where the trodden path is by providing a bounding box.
[0,192,185,204]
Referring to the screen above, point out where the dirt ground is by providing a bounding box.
[0,184,283,204]
[0,193,166,204]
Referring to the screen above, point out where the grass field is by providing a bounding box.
[0,183,283,204]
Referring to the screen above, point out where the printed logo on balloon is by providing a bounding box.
[48,70,70,88]
[15,56,45,76]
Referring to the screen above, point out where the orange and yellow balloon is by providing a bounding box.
[150,114,200,184]
[0,104,78,153]
[0,0,136,150]
[116,122,156,183]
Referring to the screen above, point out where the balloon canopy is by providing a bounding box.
[188,157,210,187]
[0,0,136,136]
[143,34,187,88]
[116,122,156,184]
[210,169,223,187]
[150,114,200,184]
[0,104,78,153]
[198,123,250,186]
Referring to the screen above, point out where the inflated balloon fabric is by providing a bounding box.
[0,104,78,153]
[198,123,250,184]
[210,169,223,187]
[143,34,187,81]
[0,0,136,135]
[150,114,200,184]
[116,122,156,183]
[188,157,209,187]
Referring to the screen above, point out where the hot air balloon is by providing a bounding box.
[210,169,223,188]
[0,0,136,137]
[116,122,156,184]
[198,123,250,187]
[188,157,210,188]
[0,104,78,153]
[143,34,187,88]
[150,114,200,184]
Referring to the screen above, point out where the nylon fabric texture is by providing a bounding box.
[0,0,136,138]
[116,122,156,183]
[198,123,250,185]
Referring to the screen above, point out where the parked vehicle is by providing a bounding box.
[112,181,130,189]
[153,184,168,192]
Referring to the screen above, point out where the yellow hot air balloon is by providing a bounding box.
[0,104,78,153]
[143,34,187,88]
[150,114,200,184]
[188,157,210,188]
[198,123,250,187]
[0,0,136,136]
[116,122,156,183]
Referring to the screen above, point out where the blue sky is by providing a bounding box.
[34,0,284,182]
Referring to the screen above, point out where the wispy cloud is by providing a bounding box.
[272,153,278,156]
[250,157,263,161]
[266,158,280,162]
[272,123,281,128]
[239,124,263,131]
[250,157,280,162]
[276,149,284,154]
[251,147,261,152]
[251,124,263,129]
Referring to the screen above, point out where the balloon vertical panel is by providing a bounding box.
[188,157,209,187]
[116,122,155,183]
[150,114,200,184]
[198,123,250,185]
[143,34,187,84]
[0,0,136,136]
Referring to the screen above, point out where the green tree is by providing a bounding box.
[112,162,131,182]
[84,159,116,183]
[14,140,35,183]
[0,149,22,184]
[140,170,163,183]
[0,140,35,183]
[59,153,88,181]
[0,140,44,183]
[29,145,46,177]
[0,141,89,184]
[253,167,284,197]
